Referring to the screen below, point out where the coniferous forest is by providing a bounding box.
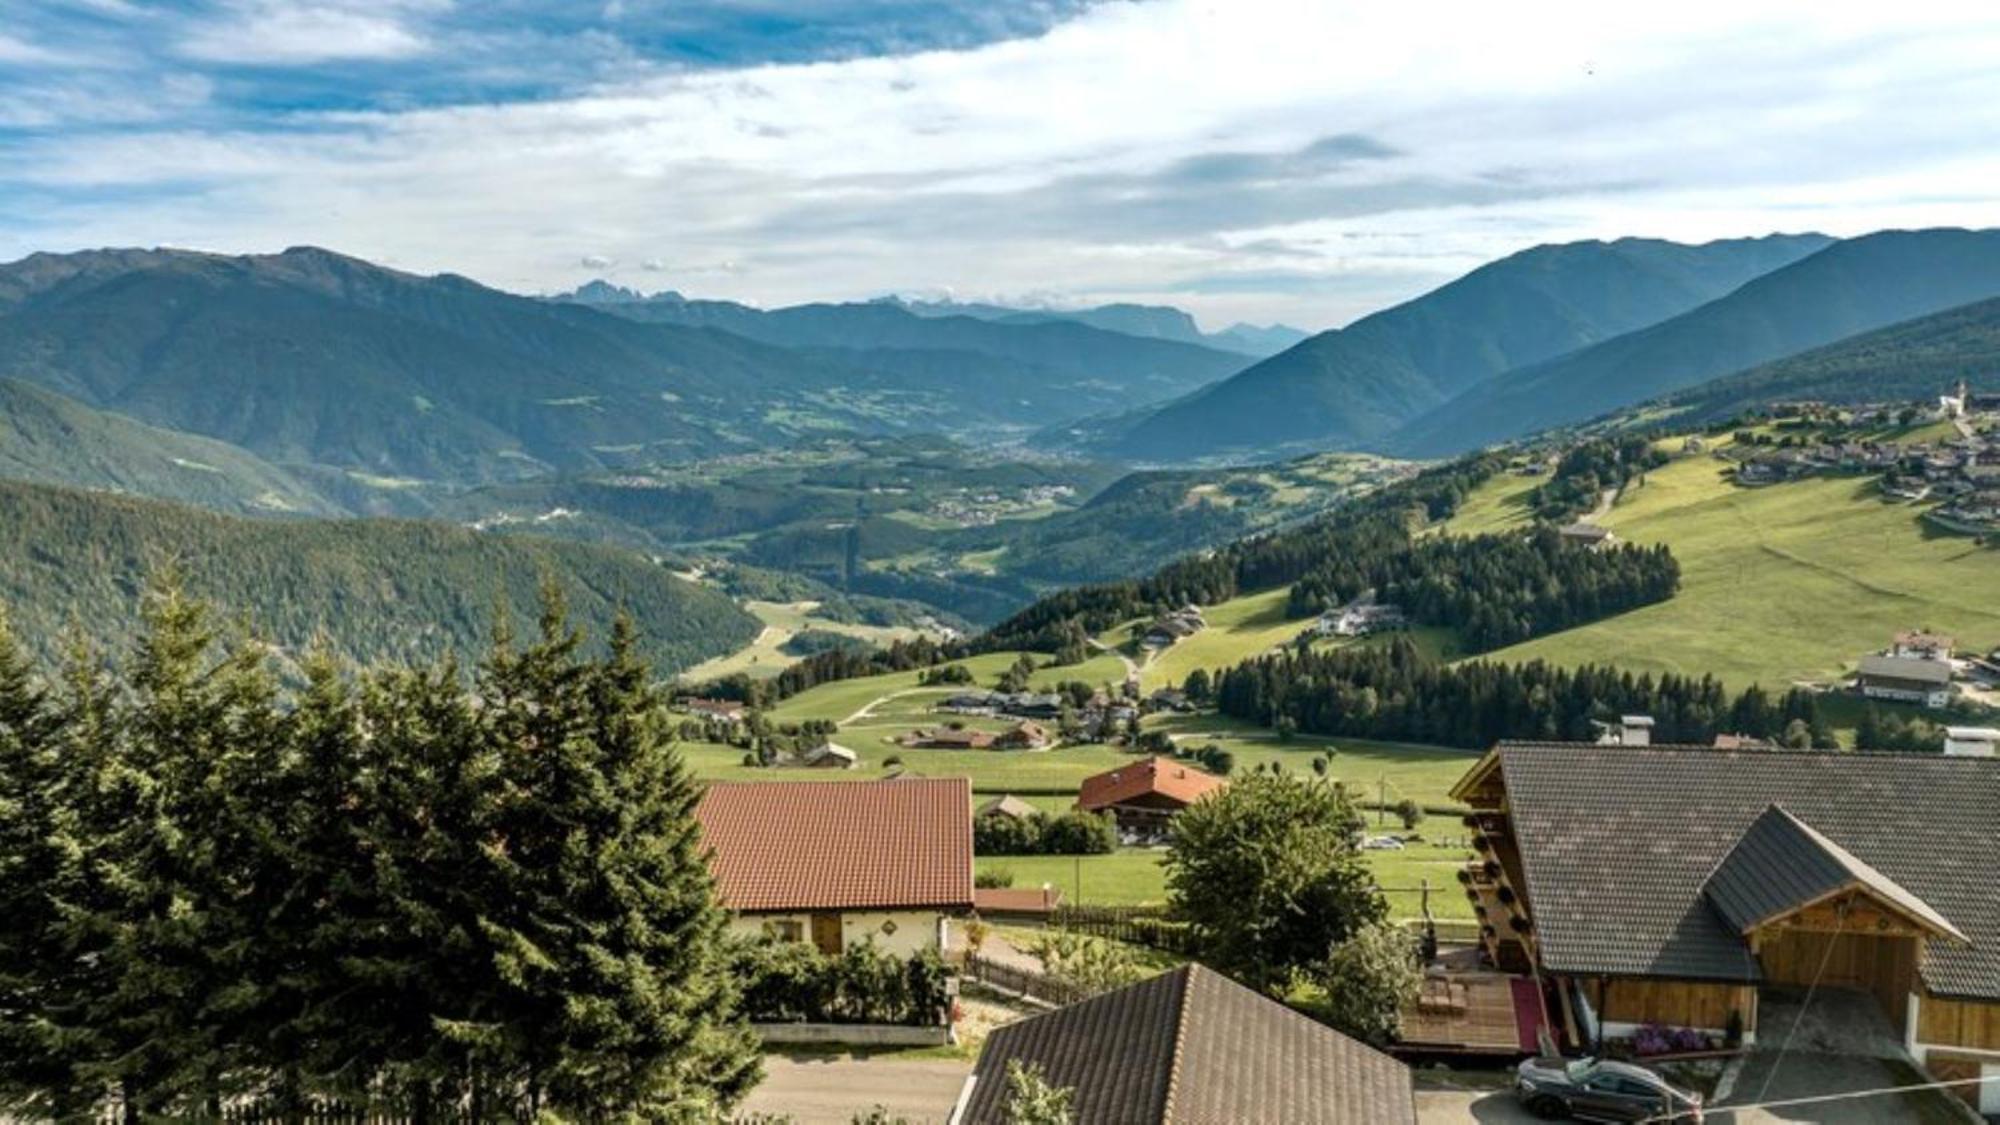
[0,585,760,1120]
[1212,635,1831,750]
[1287,528,1681,653]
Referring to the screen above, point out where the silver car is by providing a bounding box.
[1514,1056,1704,1122]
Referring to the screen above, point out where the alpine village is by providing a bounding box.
[4,5,2000,1124]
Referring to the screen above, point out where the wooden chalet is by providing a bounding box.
[1075,756,1224,838]
[1450,742,2000,1113]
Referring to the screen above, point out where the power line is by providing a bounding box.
[1751,897,1848,1106]
[1637,1071,1998,1122]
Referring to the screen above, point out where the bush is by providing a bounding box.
[1392,798,1424,831]
[974,867,1015,889]
[730,940,950,1027]
[974,810,1116,856]
[1312,921,1423,1045]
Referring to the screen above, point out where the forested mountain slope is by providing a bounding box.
[0,379,341,515]
[1637,296,2000,425]
[0,246,906,484]
[1392,228,2000,454]
[1054,233,1831,462]
[0,480,757,673]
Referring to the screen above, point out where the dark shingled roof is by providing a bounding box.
[958,965,1415,1124]
[1492,744,2000,999]
[1703,805,1965,942]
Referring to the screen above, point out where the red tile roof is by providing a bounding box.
[1076,756,1225,813]
[695,778,974,913]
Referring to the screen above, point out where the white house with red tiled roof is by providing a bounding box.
[695,778,974,957]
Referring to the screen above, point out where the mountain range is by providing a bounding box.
[1048,233,1838,462]
[1388,227,2000,455]
[0,247,1254,491]
[1630,294,2000,427]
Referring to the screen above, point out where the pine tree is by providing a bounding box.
[468,589,760,1116]
[0,608,73,1112]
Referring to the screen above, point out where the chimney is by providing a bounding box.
[1620,715,1654,747]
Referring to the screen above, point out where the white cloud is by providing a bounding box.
[579,253,612,268]
[9,0,2000,328]
[0,32,81,65]
[176,1,439,65]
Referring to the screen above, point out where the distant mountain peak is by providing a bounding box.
[554,279,686,305]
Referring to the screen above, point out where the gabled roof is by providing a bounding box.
[1076,756,1224,813]
[1702,805,1966,942]
[975,794,1040,821]
[1857,652,1952,685]
[695,779,973,913]
[957,965,1415,1124]
[1481,743,2000,999]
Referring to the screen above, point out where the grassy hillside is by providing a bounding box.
[1395,228,2000,455]
[1478,451,2000,686]
[0,480,758,674]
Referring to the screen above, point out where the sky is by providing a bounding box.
[3,1,2000,331]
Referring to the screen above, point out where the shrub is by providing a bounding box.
[730,940,950,1027]
[975,868,1015,889]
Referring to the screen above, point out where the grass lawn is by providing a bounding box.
[1138,586,1316,691]
[973,842,1474,922]
[1431,469,1540,536]
[1484,452,2000,688]
[676,600,924,683]
[1146,714,1480,812]
[765,650,1129,726]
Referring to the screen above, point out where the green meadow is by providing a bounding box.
[1483,451,2000,687]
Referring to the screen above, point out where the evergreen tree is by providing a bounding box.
[470,591,760,1116]
[0,610,74,1112]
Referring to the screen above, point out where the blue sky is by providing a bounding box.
[4,1,2000,329]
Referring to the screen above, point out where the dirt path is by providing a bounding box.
[1087,637,1142,685]
[842,687,930,725]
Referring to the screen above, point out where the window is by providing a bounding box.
[765,919,804,943]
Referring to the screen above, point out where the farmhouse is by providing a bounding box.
[994,720,1051,750]
[1856,652,1954,708]
[1556,521,1615,550]
[695,778,973,958]
[1892,630,1954,660]
[951,964,1416,1124]
[798,742,857,769]
[974,794,1041,821]
[1076,756,1224,839]
[1451,743,2000,1112]
[905,727,996,750]
[682,696,748,723]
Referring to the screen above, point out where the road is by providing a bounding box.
[739,1056,971,1124]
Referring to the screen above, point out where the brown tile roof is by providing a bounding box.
[694,778,973,913]
[960,965,1415,1124]
[1076,756,1225,813]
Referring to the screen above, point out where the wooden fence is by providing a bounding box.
[1047,904,1199,955]
[962,953,1087,1009]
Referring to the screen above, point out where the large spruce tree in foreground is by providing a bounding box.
[0,579,757,1119]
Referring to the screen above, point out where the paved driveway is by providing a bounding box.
[739,1055,972,1124]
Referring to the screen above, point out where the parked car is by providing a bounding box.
[1514,1056,1703,1122]
[1361,835,1406,850]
